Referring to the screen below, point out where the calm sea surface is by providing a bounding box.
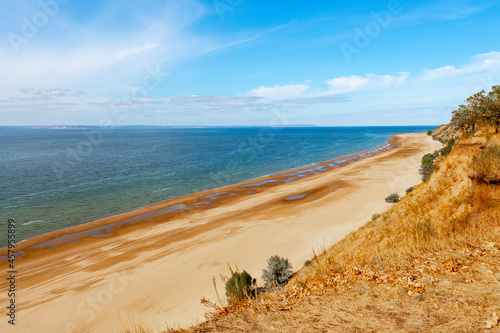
[0,126,435,246]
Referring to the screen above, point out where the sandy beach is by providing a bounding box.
[0,133,442,333]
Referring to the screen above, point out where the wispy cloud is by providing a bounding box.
[0,0,207,103]
[87,99,165,107]
[264,19,299,33]
[205,19,298,53]
[324,76,371,94]
[246,73,409,102]
[168,95,262,104]
[398,0,498,24]
[7,51,500,122]
[279,96,350,104]
[205,37,260,52]
[421,51,500,81]
[248,84,310,100]
[0,102,79,110]
[324,73,409,95]
[87,95,262,108]
[19,88,85,97]
[10,95,52,102]
[117,43,159,59]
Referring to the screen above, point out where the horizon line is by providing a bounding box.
[0,124,442,128]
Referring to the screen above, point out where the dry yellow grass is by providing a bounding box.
[158,129,500,333]
[432,124,460,143]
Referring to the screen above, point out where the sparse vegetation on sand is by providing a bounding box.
[420,138,456,182]
[419,151,437,181]
[384,192,400,203]
[225,270,255,305]
[405,186,415,194]
[261,255,293,291]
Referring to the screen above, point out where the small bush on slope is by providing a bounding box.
[440,138,455,156]
[262,255,293,290]
[225,270,255,305]
[419,152,437,181]
[385,193,400,203]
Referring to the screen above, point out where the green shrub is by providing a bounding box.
[469,145,500,184]
[371,213,381,221]
[262,255,293,290]
[225,270,255,304]
[385,193,400,203]
[303,260,312,267]
[440,138,455,156]
[420,153,436,181]
[420,164,435,181]
[406,186,415,194]
[427,129,433,136]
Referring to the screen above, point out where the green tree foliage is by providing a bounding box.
[482,85,500,133]
[262,255,293,290]
[225,270,255,304]
[451,85,500,134]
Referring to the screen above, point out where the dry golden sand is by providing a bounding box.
[0,133,442,333]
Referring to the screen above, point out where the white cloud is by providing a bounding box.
[86,95,263,110]
[0,102,79,111]
[325,72,409,94]
[0,0,208,102]
[325,76,371,94]
[19,88,82,97]
[10,95,52,102]
[117,43,159,59]
[248,84,310,100]
[421,51,500,81]
[246,73,409,103]
[422,65,457,80]
[168,95,261,104]
[280,96,350,104]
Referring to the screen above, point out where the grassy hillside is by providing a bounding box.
[161,126,500,333]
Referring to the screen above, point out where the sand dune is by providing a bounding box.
[0,133,442,332]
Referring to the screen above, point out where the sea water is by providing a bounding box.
[0,126,435,246]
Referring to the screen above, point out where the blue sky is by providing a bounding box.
[1,0,500,126]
